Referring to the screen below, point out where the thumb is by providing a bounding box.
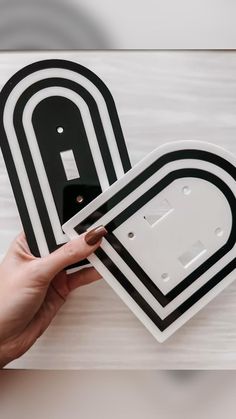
[39,226,107,278]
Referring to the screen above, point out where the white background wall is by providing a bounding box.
[75,0,236,48]
[0,0,236,49]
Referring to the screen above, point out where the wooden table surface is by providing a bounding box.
[1,51,236,369]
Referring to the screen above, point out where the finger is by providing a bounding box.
[39,226,107,280]
[67,267,102,291]
[48,268,101,301]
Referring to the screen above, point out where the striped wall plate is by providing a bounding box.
[0,59,131,265]
[63,141,236,342]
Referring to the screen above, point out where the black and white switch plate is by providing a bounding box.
[0,59,131,262]
[63,141,236,342]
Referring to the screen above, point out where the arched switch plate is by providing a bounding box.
[63,141,236,342]
[0,59,131,264]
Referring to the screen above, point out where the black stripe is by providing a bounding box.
[95,247,165,331]
[95,249,236,332]
[0,135,40,256]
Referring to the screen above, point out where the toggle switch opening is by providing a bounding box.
[144,199,173,227]
[60,149,80,181]
[178,240,206,269]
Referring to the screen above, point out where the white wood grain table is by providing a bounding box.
[1,51,236,369]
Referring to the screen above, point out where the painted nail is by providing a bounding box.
[85,226,108,246]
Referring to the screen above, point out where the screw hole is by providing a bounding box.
[76,195,84,204]
[128,232,135,239]
[215,227,223,237]
[161,273,170,282]
[182,186,191,195]
[57,126,64,134]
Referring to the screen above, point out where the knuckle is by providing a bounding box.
[64,240,80,259]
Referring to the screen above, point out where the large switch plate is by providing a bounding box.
[63,141,236,342]
[0,59,131,263]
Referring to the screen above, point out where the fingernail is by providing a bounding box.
[85,226,108,246]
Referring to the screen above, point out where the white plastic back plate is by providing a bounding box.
[63,141,236,342]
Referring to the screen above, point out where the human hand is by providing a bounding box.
[0,226,107,368]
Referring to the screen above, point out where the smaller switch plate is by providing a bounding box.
[63,141,236,342]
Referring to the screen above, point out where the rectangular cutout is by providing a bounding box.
[178,240,206,269]
[144,199,173,227]
[60,150,80,181]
